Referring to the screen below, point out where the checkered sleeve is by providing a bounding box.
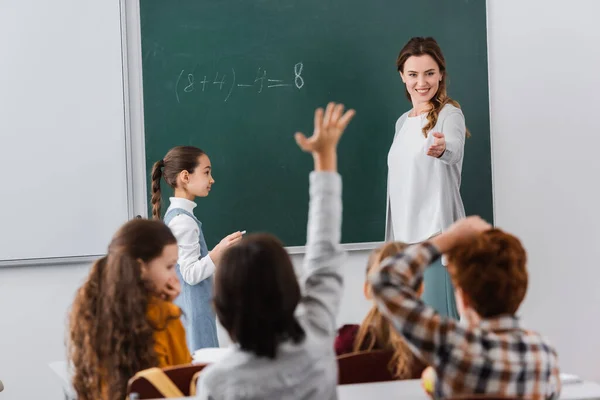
[370,242,563,399]
[368,242,466,368]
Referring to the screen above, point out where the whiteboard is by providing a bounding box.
[0,0,130,263]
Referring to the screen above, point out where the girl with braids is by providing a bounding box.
[386,37,469,319]
[68,219,192,400]
[335,241,427,380]
[151,146,242,351]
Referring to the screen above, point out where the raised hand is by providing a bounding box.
[295,102,355,154]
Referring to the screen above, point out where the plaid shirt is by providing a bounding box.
[369,242,561,400]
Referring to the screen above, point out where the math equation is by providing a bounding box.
[175,62,305,103]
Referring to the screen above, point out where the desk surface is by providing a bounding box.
[163,379,600,400]
[50,359,600,400]
[337,379,600,400]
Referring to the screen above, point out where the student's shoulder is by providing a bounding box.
[525,329,559,356]
[166,212,198,231]
[198,352,247,395]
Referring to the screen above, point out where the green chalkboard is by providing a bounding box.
[140,0,492,248]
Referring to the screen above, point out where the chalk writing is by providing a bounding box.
[175,62,304,103]
[294,62,304,89]
[184,74,195,93]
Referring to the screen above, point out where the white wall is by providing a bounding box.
[488,0,600,380]
[0,264,91,399]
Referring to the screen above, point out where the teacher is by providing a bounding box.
[386,37,468,319]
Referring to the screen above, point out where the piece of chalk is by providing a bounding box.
[241,230,247,235]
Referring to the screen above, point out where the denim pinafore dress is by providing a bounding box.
[164,208,219,352]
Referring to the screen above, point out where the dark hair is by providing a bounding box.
[213,234,305,359]
[396,36,470,138]
[68,219,177,400]
[446,229,528,318]
[151,146,206,219]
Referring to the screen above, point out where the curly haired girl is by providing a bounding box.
[68,219,192,400]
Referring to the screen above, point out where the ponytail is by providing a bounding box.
[151,159,164,220]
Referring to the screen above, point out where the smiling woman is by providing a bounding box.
[385,37,469,319]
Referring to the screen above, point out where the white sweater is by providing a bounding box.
[385,104,466,243]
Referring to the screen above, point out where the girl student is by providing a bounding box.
[151,146,242,351]
[335,241,426,380]
[69,219,191,400]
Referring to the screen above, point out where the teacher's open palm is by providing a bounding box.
[427,132,446,158]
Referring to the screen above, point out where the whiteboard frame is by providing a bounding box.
[123,0,149,219]
[0,0,135,268]
[123,0,383,255]
[0,255,104,268]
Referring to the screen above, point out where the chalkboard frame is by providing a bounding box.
[130,0,494,252]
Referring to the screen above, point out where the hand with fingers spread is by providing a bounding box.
[295,102,355,171]
[426,132,446,158]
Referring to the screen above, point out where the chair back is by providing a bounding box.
[337,350,395,385]
[127,363,207,399]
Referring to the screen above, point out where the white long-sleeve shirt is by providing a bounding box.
[165,197,215,285]
[386,104,466,243]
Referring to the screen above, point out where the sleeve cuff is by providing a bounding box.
[204,254,216,276]
[422,241,442,262]
[439,147,454,163]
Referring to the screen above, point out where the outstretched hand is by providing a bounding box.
[426,132,446,158]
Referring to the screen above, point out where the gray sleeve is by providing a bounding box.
[195,372,212,400]
[438,110,466,165]
[395,113,408,139]
[385,114,406,240]
[299,171,344,337]
[385,190,394,241]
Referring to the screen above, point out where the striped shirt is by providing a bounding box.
[369,242,561,400]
